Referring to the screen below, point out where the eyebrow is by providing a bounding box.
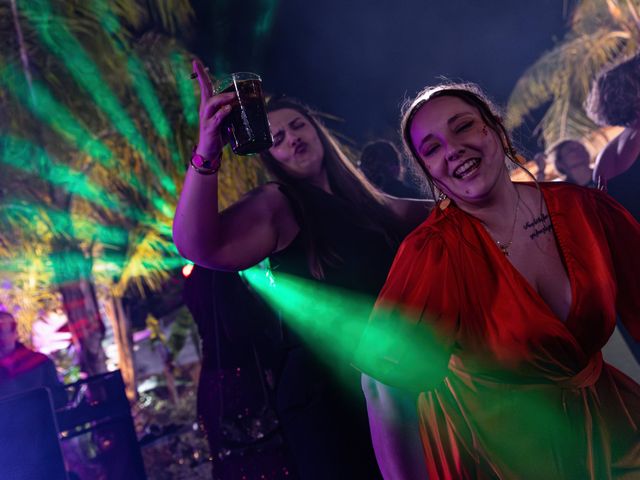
[417,112,473,152]
[272,116,304,136]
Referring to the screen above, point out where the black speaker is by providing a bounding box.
[0,387,68,480]
[56,371,146,480]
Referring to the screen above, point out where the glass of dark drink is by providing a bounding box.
[215,72,273,155]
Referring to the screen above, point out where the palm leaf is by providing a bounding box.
[507,0,639,151]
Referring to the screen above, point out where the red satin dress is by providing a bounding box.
[369,183,640,479]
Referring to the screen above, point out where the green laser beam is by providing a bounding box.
[241,265,449,394]
[2,200,129,247]
[171,52,198,128]
[0,61,173,218]
[242,264,587,453]
[19,0,177,199]
[0,135,151,222]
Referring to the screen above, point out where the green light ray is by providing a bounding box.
[0,62,161,210]
[125,56,171,140]
[171,52,198,128]
[0,135,154,223]
[242,265,583,448]
[240,265,432,395]
[0,63,114,168]
[123,55,185,173]
[254,0,279,38]
[19,0,177,198]
[0,60,174,220]
[0,256,47,273]
[2,200,129,247]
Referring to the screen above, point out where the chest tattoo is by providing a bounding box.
[522,213,552,240]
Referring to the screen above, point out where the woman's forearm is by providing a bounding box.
[362,374,429,480]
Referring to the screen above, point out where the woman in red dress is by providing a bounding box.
[359,82,640,479]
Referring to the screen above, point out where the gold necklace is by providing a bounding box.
[494,188,521,256]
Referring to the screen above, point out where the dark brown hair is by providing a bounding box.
[399,82,527,196]
[547,139,589,176]
[261,97,401,279]
[586,53,640,127]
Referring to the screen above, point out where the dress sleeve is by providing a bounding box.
[354,228,460,392]
[592,189,640,340]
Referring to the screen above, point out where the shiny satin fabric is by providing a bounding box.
[363,183,640,479]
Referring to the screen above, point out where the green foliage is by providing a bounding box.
[0,0,266,340]
[507,0,640,149]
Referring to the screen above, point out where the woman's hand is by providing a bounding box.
[192,59,234,161]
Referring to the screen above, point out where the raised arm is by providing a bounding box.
[173,61,299,271]
[593,125,640,183]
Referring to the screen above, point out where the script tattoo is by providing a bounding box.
[523,213,552,240]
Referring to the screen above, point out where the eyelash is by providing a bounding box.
[273,122,305,147]
[456,121,473,132]
[421,120,474,157]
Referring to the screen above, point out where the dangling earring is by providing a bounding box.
[438,191,450,210]
[482,125,488,136]
[510,147,526,165]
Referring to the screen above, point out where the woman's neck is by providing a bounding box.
[307,168,333,194]
[455,175,521,234]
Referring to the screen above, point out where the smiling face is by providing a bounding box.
[408,95,509,205]
[267,108,325,180]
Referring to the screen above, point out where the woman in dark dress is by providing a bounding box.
[184,265,293,479]
[174,60,431,479]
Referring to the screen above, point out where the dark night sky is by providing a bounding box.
[194,0,572,154]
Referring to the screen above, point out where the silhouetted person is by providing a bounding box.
[587,52,640,220]
[359,140,422,197]
[0,312,65,407]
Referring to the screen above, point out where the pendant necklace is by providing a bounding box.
[494,188,521,256]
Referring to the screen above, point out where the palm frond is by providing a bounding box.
[113,223,176,297]
[508,0,640,150]
[507,28,630,130]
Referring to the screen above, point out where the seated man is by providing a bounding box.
[0,312,65,406]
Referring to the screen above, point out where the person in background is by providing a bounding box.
[547,139,595,187]
[359,140,423,197]
[0,311,65,407]
[545,135,640,384]
[586,52,640,221]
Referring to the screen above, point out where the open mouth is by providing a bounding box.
[453,158,481,179]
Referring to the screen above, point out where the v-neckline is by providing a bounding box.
[467,184,577,326]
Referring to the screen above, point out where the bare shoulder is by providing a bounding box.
[227,182,295,221]
[384,195,434,231]
[244,183,300,250]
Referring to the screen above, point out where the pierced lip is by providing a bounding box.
[453,157,481,179]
